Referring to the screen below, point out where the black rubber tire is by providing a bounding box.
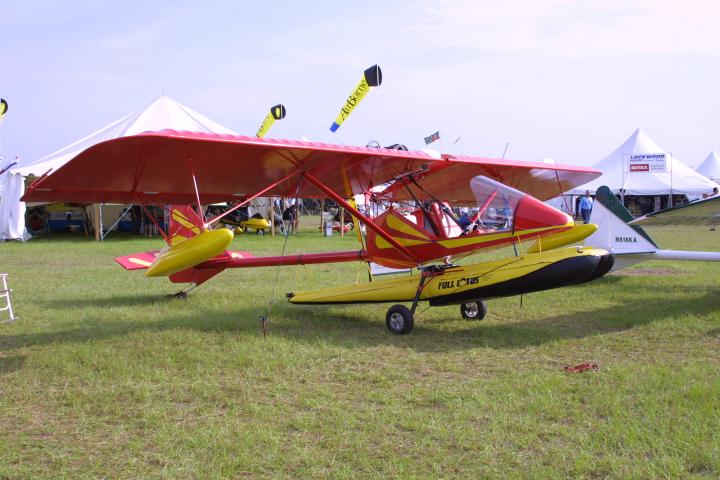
[385,304,414,334]
[460,300,488,320]
[256,229,265,236]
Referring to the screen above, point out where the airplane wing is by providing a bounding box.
[22,130,600,204]
[629,195,720,226]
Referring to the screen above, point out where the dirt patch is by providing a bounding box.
[611,267,679,276]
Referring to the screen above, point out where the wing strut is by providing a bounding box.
[138,202,171,244]
[554,170,572,216]
[186,158,206,229]
[303,171,419,265]
[205,169,301,227]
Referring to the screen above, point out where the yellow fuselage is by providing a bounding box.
[289,247,612,305]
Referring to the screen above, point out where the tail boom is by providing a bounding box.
[197,250,368,269]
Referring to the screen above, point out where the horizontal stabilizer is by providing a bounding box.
[585,185,720,270]
[115,250,253,271]
[115,251,160,270]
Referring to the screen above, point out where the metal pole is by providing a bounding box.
[294,199,300,235]
[669,152,673,207]
[320,199,325,236]
[340,206,345,237]
[270,197,275,238]
[93,204,101,241]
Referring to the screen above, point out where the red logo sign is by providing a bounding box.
[630,164,649,172]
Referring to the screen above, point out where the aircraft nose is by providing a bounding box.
[514,195,573,230]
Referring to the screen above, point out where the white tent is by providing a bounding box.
[1,96,236,240]
[696,150,720,183]
[569,129,718,196]
[0,171,30,241]
[14,95,236,177]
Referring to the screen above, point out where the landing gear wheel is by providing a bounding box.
[460,300,487,320]
[386,304,414,334]
[256,229,265,236]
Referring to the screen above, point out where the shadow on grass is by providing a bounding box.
[706,328,720,337]
[41,294,178,309]
[1,287,718,355]
[0,354,26,374]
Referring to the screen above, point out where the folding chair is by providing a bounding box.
[0,273,18,323]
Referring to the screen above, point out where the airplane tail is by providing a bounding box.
[584,186,659,256]
[167,205,204,245]
[115,205,251,288]
[585,186,720,269]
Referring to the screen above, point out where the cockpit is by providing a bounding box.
[405,176,526,238]
[466,176,526,234]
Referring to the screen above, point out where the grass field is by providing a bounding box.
[1,222,719,478]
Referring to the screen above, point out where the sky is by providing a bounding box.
[1,0,719,169]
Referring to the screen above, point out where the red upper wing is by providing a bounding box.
[22,130,600,204]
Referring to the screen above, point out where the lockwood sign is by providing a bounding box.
[624,153,668,173]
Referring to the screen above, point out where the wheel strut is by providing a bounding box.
[385,265,448,334]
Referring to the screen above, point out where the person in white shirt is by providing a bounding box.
[578,190,593,224]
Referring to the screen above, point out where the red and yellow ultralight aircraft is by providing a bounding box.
[23,130,614,334]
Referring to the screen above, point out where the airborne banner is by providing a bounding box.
[0,98,8,122]
[330,65,382,132]
[256,104,286,138]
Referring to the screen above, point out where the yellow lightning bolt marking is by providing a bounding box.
[128,257,153,267]
[172,209,201,234]
[385,214,430,240]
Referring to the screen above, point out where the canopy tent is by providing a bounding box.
[569,129,718,196]
[1,96,236,240]
[0,171,30,241]
[696,150,720,183]
[14,96,236,177]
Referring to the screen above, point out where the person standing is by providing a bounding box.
[282,204,297,235]
[578,190,594,224]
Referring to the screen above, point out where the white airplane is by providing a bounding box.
[630,193,720,227]
[584,186,720,271]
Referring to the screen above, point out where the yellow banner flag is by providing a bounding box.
[330,65,382,132]
[0,99,7,122]
[256,104,286,138]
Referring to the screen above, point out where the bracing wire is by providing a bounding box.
[263,176,304,328]
[554,170,572,216]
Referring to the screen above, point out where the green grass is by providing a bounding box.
[1,223,719,478]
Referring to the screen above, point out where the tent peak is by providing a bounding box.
[569,128,718,196]
[13,96,236,176]
[697,150,720,181]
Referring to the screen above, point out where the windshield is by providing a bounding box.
[468,176,525,231]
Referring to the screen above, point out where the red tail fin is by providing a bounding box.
[167,205,203,245]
